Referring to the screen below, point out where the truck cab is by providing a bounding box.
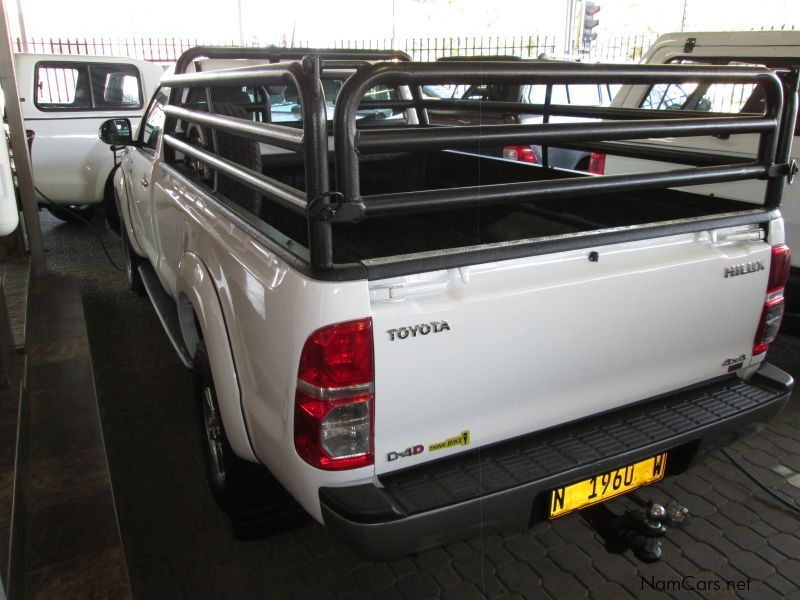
[603,31,800,305]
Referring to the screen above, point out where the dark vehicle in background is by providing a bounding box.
[426,56,617,172]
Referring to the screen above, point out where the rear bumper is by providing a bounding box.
[320,363,793,559]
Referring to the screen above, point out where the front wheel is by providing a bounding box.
[121,226,145,296]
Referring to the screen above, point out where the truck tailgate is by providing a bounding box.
[369,224,771,475]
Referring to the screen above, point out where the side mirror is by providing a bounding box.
[98,118,133,146]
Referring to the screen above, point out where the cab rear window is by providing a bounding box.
[639,57,799,135]
[35,61,143,111]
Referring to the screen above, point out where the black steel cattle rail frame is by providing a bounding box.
[160,47,797,274]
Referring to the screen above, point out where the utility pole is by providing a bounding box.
[563,0,577,55]
[392,0,396,50]
[13,0,24,51]
[681,0,689,32]
[0,0,45,272]
[236,0,244,45]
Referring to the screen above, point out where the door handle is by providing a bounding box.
[140,176,149,188]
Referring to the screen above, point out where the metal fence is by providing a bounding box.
[16,37,204,63]
[323,35,558,61]
[327,34,659,63]
[14,34,659,64]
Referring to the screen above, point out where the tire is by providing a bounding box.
[194,343,261,514]
[104,171,121,236]
[45,204,95,224]
[212,102,263,215]
[121,225,145,296]
[185,122,215,186]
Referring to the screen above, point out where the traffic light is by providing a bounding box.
[583,1,601,49]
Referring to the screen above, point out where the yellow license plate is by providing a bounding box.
[549,453,668,519]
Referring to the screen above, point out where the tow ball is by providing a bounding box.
[580,492,689,563]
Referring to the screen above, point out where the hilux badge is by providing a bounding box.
[724,261,765,278]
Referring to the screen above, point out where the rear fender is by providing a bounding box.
[176,252,258,463]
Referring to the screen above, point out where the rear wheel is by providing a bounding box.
[194,343,311,535]
[194,344,258,514]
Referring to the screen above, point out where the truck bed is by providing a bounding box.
[259,150,755,263]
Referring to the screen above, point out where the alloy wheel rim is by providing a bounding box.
[202,386,226,485]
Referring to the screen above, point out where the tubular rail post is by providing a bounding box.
[765,67,799,208]
[204,84,221,192]
[409,83,429,126]
[301,55,334,269]
[542,84,553,169]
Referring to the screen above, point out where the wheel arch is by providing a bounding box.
[114,167,146,257]
[103,165,122,235]
[176,252,259,463]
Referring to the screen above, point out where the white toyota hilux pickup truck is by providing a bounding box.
[99,46,795,558]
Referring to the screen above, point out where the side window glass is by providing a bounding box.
[35,62,143,111]
[524,85,546,104]
[549,85,569,104]
[91,64,142,108]
[641,82,699,110]
[141,87,170,151]
[566,84,607,106]
[696,83,759,113]
[270,83,301,123]
[523,85,569,105]
[35,64,91,109]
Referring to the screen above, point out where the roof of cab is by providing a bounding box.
[647,30,800,53]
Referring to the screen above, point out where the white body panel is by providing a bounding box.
[14,53,163,205]
[118,161,376,520]
[606,31,800,264]
[370,226,770,473]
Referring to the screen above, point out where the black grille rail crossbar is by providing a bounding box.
[162,47,799,272]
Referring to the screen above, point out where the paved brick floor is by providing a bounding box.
[41,211,800,599]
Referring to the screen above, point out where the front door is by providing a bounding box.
[126,86,170,262]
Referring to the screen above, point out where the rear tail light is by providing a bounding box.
[767,244,791,295]
[502,145,537,163]
[753,244,791,355]
[294,318,374,470]
[588,152,606,175]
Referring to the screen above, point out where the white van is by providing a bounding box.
[14,53,163,226]
[601,31,800,303]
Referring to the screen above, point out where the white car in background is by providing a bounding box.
[14,53,163,228]
[601,31,800,305]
